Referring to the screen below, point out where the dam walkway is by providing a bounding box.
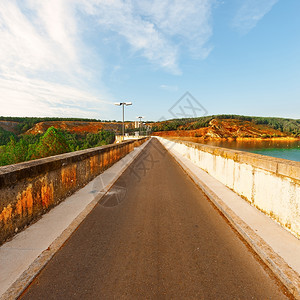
[18,139,290,299]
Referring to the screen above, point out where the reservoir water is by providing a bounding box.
[249,148,300,162]
[173,138,300,162]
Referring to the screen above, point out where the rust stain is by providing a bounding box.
[103,152,109,168]
[41,182,54,208]
[285,222,292,230]
[89,156,98,174]
[99,154,103,170]
[16,185,33,216]
[61,165,77,187]
[0,204,13,223]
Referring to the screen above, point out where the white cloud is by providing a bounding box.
[0,0,214,118]
[80,0,214,73]
[233,0,279,34]
[0,0,110,117]
[0,0,82,77]
[136,0,213,59]
[0,74,111,118]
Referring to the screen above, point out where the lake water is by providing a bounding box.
[174,138,300,162]
[249,148,300,162]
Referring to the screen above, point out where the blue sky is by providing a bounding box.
[0,0,299,121]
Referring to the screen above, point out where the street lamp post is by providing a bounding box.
[114,102,132,141]
[142,122,148,136]
[136,116,144,136]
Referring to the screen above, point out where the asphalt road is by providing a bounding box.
[21,139,291,299]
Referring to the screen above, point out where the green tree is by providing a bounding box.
[0,127,15,145]
[34,127,70,159]
[0,137,29,165]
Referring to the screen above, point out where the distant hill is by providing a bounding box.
[0,117,138,136]
[25,121,123,135]
[0,117,123,147]
[151,115,300,139]
[0,117,112,135]
[1,115,299,140]
[0,121,19,133]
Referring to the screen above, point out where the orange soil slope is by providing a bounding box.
[153,119,287,139]
[0,121,19,133]
[25,121,123,135]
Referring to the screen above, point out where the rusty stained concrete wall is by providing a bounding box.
[0,138,148,245]
[157,137,300,238]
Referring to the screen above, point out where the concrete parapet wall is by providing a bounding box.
[157,137,300,238]
[0,138,148,245]
[115,135,147,142]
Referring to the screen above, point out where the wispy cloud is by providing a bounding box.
[233,0,279,34]
[160,84,178,92]
[0,1,82,78]
[0,73,111,118]
[81,0,214,73]
[0,0,214,117]
[0,0,109,117]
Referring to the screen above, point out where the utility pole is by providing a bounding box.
[136,116,144,136]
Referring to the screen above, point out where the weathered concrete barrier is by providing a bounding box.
[115,135,147,142]
[0,138,148,245]
[157,137,300,238]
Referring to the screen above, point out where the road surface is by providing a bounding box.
[21,139,291,299]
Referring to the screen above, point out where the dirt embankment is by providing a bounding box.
[25,121,123,135]
[0,121,19,133]
[153,118,290,139]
